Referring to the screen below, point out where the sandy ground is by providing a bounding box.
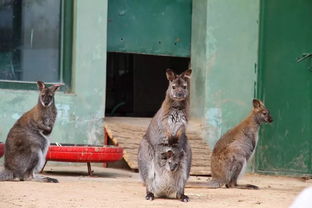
[0,164,311,208]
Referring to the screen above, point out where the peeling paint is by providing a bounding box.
[55,104,70,121]
[11,113,20,120]
[205,108,222,146]
[87,118,104,145]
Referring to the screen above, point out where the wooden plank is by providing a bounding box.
[104,117,212,175]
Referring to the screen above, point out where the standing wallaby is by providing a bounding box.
[208,99,273,189]
[0,81,61,182]
[138,69,192,202]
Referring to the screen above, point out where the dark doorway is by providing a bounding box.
[105,52,190,117]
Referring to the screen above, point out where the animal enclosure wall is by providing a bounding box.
[107,0,192,57]
[0,1,108,145]
[190,0,260,150]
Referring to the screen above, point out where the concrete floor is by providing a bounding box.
[0,164,311,208]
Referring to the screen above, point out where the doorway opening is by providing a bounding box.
[105,52,190,117]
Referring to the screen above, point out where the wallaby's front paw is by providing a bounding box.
[145,192,154,201]
[43,130,51,135]
[168,136,179,145]
[46,177,59,183]
[180,194,189,202]
[42,127,52,135]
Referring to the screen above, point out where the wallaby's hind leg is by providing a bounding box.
[175,155,190,202]
[145,187,154,201]
[207,178,222,188]
[176,191,189,202]
[29,150,58,183]
[144,179,154,201]
[225,160,258,190]
[32,175,58,183]
[138,139,155,200]
[8,150,36,181]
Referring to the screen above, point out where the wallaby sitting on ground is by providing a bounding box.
[138,69,192,202]
[0,81,61,183]
[209,99,273,189]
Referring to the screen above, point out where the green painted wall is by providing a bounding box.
[190,0,259,149]
[107,0,192,57]
[0,0,108,145]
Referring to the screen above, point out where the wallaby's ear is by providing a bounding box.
[37,81,45,91]
[166,68,176,81]
[49,84,62,93]
[253,99,264,109]
[182,69,192,79]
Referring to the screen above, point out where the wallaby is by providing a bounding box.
[144,68,192,146]
[208,99,273,189]
[0,81,61,183]
[138,69,192,202]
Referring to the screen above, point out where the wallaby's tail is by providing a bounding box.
[234,184,259,190]
[186,178,222,189]
[206,178,222,189]
[0,168,14,181]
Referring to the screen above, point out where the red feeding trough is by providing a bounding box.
[0,142,123,175]
[46,144,123,163]
[45,143,123,175]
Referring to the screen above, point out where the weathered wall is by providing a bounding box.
[107,0,192,57]
[0,0,108,145]
[190,0,259,148]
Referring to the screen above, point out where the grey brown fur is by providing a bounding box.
[138,69,192,202]
[0,81,61,183]
[208,99,273,189]
[150,145,189,199]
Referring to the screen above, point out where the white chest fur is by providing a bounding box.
[167,109,187,136]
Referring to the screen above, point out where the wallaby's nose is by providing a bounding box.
[177,92,184,98]
[268,116,273,123]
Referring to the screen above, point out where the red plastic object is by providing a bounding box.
[46,145,123,162]
[0,143,4,158]
[0,143,123,163]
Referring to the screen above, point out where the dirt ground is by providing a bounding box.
[0,164,311,208]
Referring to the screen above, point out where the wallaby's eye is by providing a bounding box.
[182,85,187,89]
[262,112,267,116]
[172,86,176,90]
[161,153,167,160]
